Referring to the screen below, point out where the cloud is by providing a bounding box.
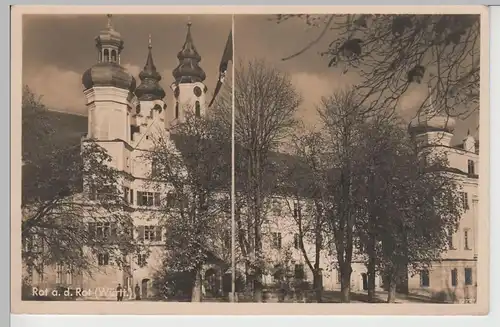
[24,65,86,114]
[290,71,358,129]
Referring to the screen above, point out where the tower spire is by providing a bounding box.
[107,14,113,30]
[172,20,206,84]
[135,34,165,101]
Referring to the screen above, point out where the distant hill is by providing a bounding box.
[43,110,88,149]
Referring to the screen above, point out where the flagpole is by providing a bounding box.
[230,15,236,303]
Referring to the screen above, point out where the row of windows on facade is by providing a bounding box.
[271,225,472,253]
[27,263,74,286]
[88,222,163,242]
[120,187,186,208]
[271,232,322,250]
[419,267,474,288]
[95,252,148,267]
[448,227,473,251]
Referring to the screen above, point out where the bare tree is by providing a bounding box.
[275,14,479,128]
[314,89,369,303]
[277,129,330,302]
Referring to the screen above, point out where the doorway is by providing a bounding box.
[361,273,368,291]
[141,278,149,299]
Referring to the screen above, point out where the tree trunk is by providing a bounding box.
[191,269,202,302]
[367,259,377,302]
[367,244,377,302]
[253,271,263,302]
[387,281,397,303]
[340,264,352,303]
[313,271,323,303]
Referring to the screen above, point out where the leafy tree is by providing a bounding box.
[145,108,231,302]
[21,86,140,283]
[353,116,464,302]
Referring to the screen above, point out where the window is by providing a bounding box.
[336,269,341,284]
[464,268,473,286]
[175,102,179,119]
[464,229,471,250]
[272,232,282,249]
[137,225,163,242]
[97,253,109,266]
[151,159,159,177]
[293,201,299,218]
[468,160,475,175]
[66,266,73,285]
[195,101,201,117]
[293,233,300,249]
[111,50,117,62]
[137,191,160,207]
[294,264,305,280]
[461,192,469,210]
[448,228,455,250]
[103,49,109,62]
[37,263,44,284]
[94,222,115,241]
[451,268,458,287]
[130,189,134,205]
[420,270,430,287]
[137,254,147,267]
[56,263,63,284]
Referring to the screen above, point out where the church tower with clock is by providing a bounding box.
[170,21,208,127]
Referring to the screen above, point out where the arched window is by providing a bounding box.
[111,50,117,63]
[175,102,179,119]
[103,49,109,62]
[195,101,201,117]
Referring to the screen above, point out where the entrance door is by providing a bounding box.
[362,273,368,291]
[141,279,149,299]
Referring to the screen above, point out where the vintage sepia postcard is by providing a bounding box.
[10,5,490,315]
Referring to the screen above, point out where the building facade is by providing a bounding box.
[24,15,479,303]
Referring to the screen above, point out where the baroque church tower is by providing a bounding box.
[170,21,208,128]
[81,14,139,180]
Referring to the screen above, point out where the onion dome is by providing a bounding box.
[172,21,206,84]
[409,86,456,134]
[82,14,136,93]
[135,35,166,101]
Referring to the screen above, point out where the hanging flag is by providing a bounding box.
[208,30,233,107]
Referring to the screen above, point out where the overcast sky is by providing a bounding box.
[234,14,478,143]
[22,14,232,115]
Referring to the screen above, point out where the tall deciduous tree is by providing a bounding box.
[231,59,301,301]
[353,116,464,303]
[146,108,231,302]
[279,129,330,303]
